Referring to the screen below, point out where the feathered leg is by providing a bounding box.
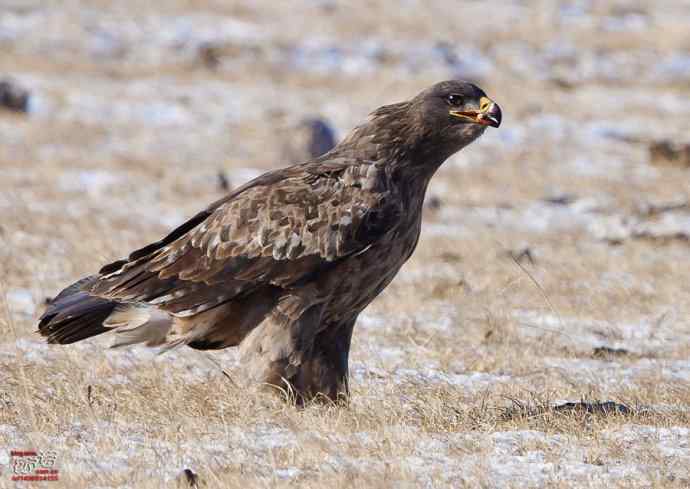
[293,317,356,403]
[238,302,356,404]
[238,300,323,399]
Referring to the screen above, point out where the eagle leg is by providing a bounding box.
[292,317,356,404]
[238,301,318,398]
[239,304,355,404]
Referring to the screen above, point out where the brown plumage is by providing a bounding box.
[38,80,502,402]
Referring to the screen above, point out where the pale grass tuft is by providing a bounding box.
[2,0,690,487]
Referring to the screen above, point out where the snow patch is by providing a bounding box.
[5,288,36,316]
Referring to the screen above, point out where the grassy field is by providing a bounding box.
[1,1,690,487]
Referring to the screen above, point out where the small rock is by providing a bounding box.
[592,346,630,359]
[425,195,442,210]
[553,401,633,416]
[303,117,336,158]
[542,193,577,206]
[197,42,222,70]
[217,170,231,192]
[177,468,201,488]
[283,117,336,163]
[649,140,690,168]
[0,78,30,113]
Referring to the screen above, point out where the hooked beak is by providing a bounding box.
[450,96,502,128]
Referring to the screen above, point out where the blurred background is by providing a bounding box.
[2,0,690,368]
[1,2,690,487]
[1,2,689,277]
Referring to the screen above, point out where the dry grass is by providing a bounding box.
[1,0,690,487]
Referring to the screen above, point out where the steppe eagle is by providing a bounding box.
[39,80,501,402]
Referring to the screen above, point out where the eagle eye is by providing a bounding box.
[445,94,464,107]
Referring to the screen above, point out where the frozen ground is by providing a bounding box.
[1,1,690,488]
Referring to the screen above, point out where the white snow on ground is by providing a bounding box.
[512,310,690,352]
[7,424,678,487]
[2,312,689,486]
[391,368,513,391]
[57,169,123,196]
[3,289,36,316]
[541,357,690,387]
[2,1,690,487]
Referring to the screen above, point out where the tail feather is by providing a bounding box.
[38,275,175,348]
[108,306,172,348]
[38,276,118,344]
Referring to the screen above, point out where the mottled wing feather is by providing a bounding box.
[87,162,399,315]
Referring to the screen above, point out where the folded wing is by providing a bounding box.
[88,162,399,320]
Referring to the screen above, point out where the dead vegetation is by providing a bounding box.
[1,0,690,487]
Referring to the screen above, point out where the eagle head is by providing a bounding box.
[410,80,502,157]
[352,80,502,170]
